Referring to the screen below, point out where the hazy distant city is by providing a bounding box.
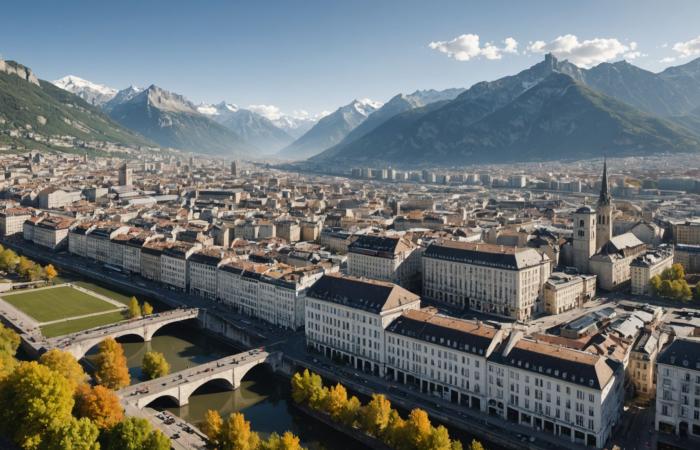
[1,2,700,450]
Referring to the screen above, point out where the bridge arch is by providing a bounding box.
[179,374,235,403]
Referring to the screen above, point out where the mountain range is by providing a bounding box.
[0,59,152,149]
[3,52,700,165]
[310,54,700,166]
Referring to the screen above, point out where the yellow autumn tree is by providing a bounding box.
[94,337,130,389]
[39,349,86,392]
[74,384,124,430]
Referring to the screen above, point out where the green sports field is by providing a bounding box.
[40,310,128,338]
[2,285,119,323]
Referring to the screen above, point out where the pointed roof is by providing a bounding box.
[598,159,611,207]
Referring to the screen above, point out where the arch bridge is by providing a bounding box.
[118,349,282,409]
[46,308,200,359]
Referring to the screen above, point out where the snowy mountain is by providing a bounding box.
[108,85,254,156]
[52,75,117,106]
[103,85,143,112]
[273,115,319,138]
[277,99,382,160]
[198,102,293,153]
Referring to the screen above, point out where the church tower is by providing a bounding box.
[572,205,596,273]
[596,159,613,250]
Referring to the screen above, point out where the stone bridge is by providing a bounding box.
[118,350,282,408]
[46,308,199,359]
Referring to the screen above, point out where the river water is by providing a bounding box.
[86,324,360,450]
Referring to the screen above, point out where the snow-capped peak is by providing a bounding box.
[197,101,239,116]
[350,98,382,116]
[53,75,117,96]
[52,75,118,106]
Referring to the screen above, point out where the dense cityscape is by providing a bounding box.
[2,2,700,450]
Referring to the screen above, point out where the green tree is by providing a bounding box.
[128,296,142,319]
[74,384,124,430]
[649,274,662,295]
[17,256,35,279]
[220,412,261,450]
[142,302,154,316]
[104,417,170,450]
[0,361,74,450]
[28,264,44,282]
[42,417,100,450]
[360,394,392,437]
[202,409,223,445]
[141,351,170,380]
[383,409,406,448]
[671,263,686,280]
[39,349,86,392]
[94,337,130,389]
[660,279,673,297]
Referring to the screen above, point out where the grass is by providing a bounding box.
[40,310,128,338]
[73,281,133,306]
[2,285,119,322]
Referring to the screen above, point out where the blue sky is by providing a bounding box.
[2,0,700,119]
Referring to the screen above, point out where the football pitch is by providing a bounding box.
[2,285,120,323]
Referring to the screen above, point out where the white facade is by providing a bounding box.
[655,339,700,439]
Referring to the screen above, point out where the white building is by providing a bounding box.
[422,241,550,321]
[656,338,700,439]
[347,234,421,290]
[488,336,624,448]
[386,308,504,411]
[543,273,597,315]
[305,274,421,375]
[630,247,675,295]
[161,243,196,291]
[0,208,32,237]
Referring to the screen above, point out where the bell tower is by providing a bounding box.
[596,159,613,250]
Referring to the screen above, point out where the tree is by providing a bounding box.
[220,412,261,450]
[0,323,20,356]
[39,349,86,391]
[383,409,406,448]
[0,249,19,272]
[42,417,100,450]
[324,383,348,420]
[74,384,124,430]
[128,296,142,319]
[660,279,673,297]
[202,409,223,445]
[262,431,303,450]
[695,282,700,301]
[649,274,662,295]
[468,439,485,450]
[360,394,392,437]
[142,351,170,380]
[405,408,432,449]
[43,264,58,282]
[426,425,453,450]
[671,263,686,280]
[142,302,154,316]
[339,395,361,427]
[0,361,74,450]
[94,337,130,389]
[28,264,44,282]
[291,369,326,407]
[104,417,170,450]
[16,255,35,279]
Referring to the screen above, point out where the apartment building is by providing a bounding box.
[543,273,597,315]
[276,220,300,243]
[189,248,231,299]
[674,244,700,274]
[0,208,32,237]
[140,241,166,282]
[37,187,81,209]
[161,243,197,291]
[629,331,666,401]
[630,247,675,295]
[422,241,550,321]
[23,216,73,250]
[305,274,421,375]
[656,338,700,438]
[672,219,700,246]
[385,308,504,411]
[85,225,130,263]
[488,336,624,448]
[347,235,421,289]
[68,222,94,257]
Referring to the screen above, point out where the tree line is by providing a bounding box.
[0,244,57,282]
[128,296,154,319]
[202,410,304,450]
[0,323,171,449]
[649,263,700,301]
[290,369,485,450]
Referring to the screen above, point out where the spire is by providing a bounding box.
[598,158,611,206]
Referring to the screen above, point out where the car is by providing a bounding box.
[172,433,180,439]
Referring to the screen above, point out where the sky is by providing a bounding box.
[2,0,700,120]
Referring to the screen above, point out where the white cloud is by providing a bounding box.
[660,56,677,64]
[671,35,700,58]
[428,34,518,61]
[247,104,282,120]
[526,34,638,68]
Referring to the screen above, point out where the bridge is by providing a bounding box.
[118,349,282,409]
[47,308,200,359]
